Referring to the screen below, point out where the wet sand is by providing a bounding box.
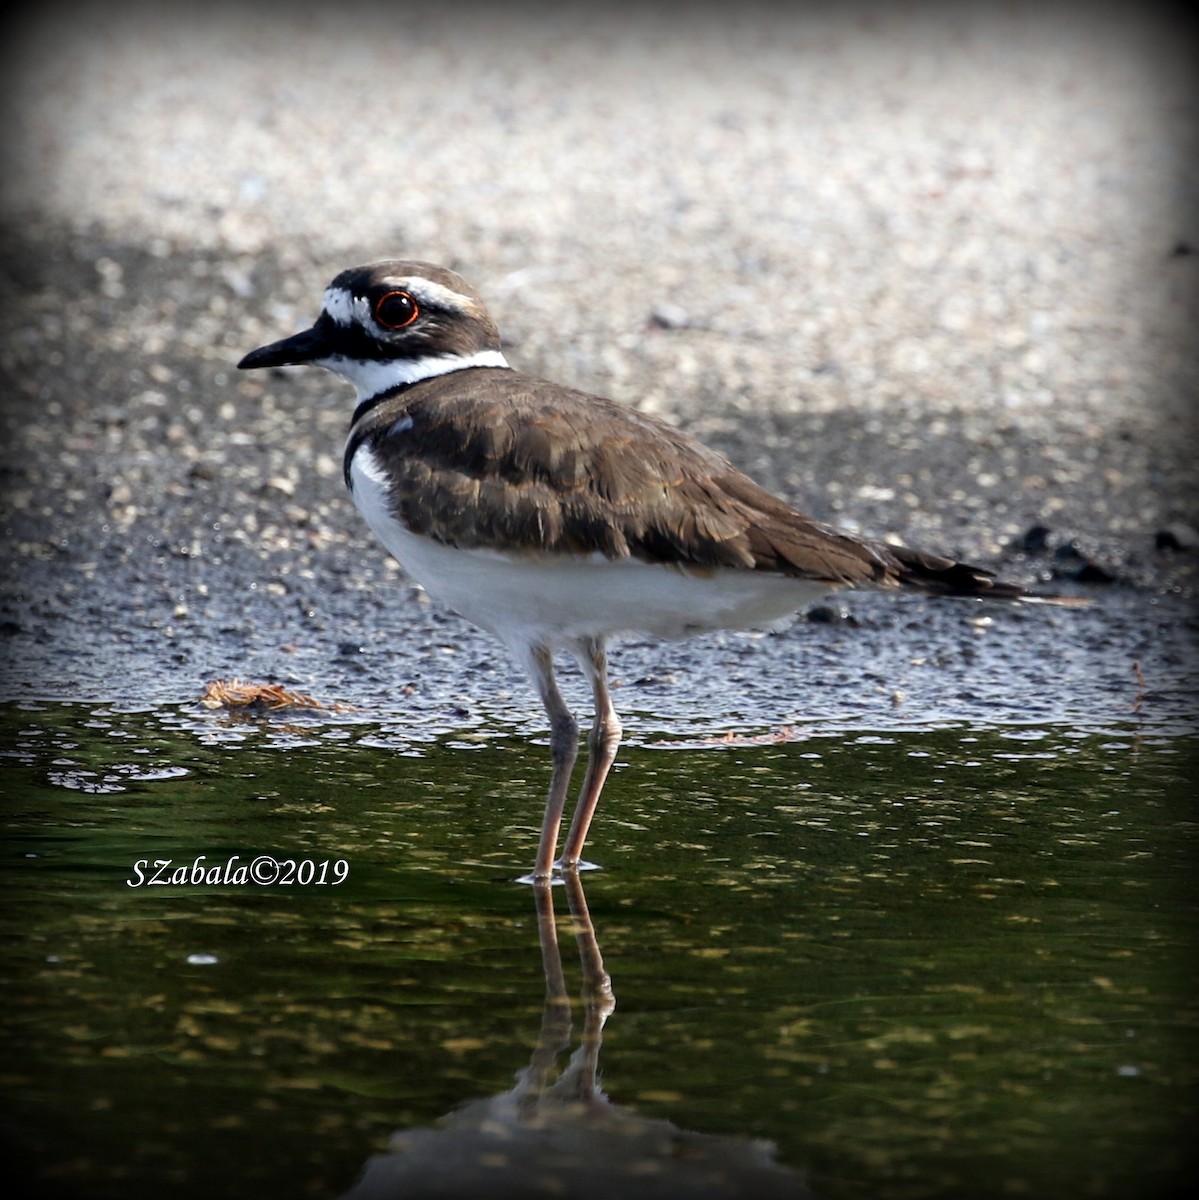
[1,3,1195,725]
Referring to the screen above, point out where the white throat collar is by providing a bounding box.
[321,348,510,402]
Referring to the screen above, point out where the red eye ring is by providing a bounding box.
[374,290,419,330]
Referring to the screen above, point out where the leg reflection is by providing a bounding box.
[342,873,812,1199]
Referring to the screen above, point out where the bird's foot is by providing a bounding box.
[559,858,603,873]
[515,870,565,887]
[514,858,603,886]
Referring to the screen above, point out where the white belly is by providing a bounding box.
[349,444,834,650]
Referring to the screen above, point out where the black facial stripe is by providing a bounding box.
[319,306,499,363]
[313,312,380,360]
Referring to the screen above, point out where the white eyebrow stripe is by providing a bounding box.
[322,278,478,330]
[381,277,479,314]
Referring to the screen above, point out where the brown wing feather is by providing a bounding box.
[352,368,1021,598]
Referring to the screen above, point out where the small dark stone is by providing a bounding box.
[336,641,365,657]
[632,673,677,687]
[806,603,848,624]
[1015,523,1052,554]
[1049,538,1119,583]
[1155,522,1199,552]
[1074,561,1118,584]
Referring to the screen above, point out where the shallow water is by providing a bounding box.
[2,699,1195,1199]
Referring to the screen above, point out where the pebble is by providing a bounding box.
[1155,523,1199,553]
[805,604,850,625]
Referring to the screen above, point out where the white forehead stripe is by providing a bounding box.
[322,287,371,328]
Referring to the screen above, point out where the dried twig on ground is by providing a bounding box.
[199,678,353,713]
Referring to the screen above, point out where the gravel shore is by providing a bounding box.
[1,2,1195,722]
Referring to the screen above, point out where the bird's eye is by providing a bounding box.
[374,291,419,330]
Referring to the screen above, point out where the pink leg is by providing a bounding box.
[524,644,578,881]
[559,638,622,870]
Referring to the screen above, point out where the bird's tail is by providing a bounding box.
[886,543,1090,606]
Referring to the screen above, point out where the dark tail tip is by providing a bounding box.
[889,545,1088,605]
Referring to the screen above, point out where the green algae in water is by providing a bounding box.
[1,702,1195,1199]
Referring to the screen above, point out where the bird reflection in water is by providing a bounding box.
[341,873,814,1199]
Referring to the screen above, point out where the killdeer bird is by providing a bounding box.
[239,260,1065,881]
